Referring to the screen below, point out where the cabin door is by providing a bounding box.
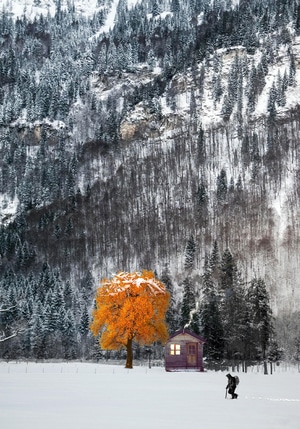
[186,342,197,367]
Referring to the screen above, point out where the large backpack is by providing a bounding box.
[235,376,240,386]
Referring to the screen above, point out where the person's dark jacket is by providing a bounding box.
[226,374,236,396]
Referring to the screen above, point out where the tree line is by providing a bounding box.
[1,240,299,369]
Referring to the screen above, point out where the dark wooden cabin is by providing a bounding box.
[165,328,205,372]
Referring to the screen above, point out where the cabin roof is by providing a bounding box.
[167,328,205,343]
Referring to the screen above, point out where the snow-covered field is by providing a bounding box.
[1,362,300,429]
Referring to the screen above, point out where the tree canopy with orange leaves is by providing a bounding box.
[90,270,170,368]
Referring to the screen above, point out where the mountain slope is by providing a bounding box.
[1,0,300,359]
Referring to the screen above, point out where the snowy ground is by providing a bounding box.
[1,361,300,429]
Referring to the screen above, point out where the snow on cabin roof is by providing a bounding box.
[101,271,167,295]
[167,328,205,343]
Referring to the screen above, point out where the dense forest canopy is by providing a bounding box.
[0,0,300,364]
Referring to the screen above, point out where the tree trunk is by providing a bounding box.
[125,338,133,368]
[263,348,268,375]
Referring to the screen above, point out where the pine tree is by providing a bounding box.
[250,132,261,181]
[220,248,235,291]
[218,249,247,360]
[151,1,160,17]
[64,280,73,308]
[171,0,180,14]
[246,277,274,373]
[247,62,257,112]
[62,309,77,359]
[180,277,199,334]
[289,52,296,86]
[79,304,92,359]
[79,304,89,334]
[216,169,227,202]
[80,270,95,301]
[209,240,220,282]
[197,124,206,163]
[30,315,46,359]
[43,301,56,335]
[212,54,223,107]
[267,81,277,120]
[199,256,224,361]
[184,235,196,270]
[195,180,208,226]
[160,265,179,332]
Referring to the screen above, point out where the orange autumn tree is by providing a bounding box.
[90,270,170,368]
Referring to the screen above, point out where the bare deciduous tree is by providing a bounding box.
[0,305,18,343]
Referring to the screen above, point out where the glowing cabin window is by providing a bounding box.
[170,344,181,355]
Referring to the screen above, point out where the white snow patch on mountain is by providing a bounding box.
[0,194,19,224]
[5,0,142,23]
[90,0,142,38]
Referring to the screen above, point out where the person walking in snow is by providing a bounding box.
[225,373,238,399]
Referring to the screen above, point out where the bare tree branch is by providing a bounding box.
[0,305,17,313]
[0,332,17,343]
[0,299,25,343]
